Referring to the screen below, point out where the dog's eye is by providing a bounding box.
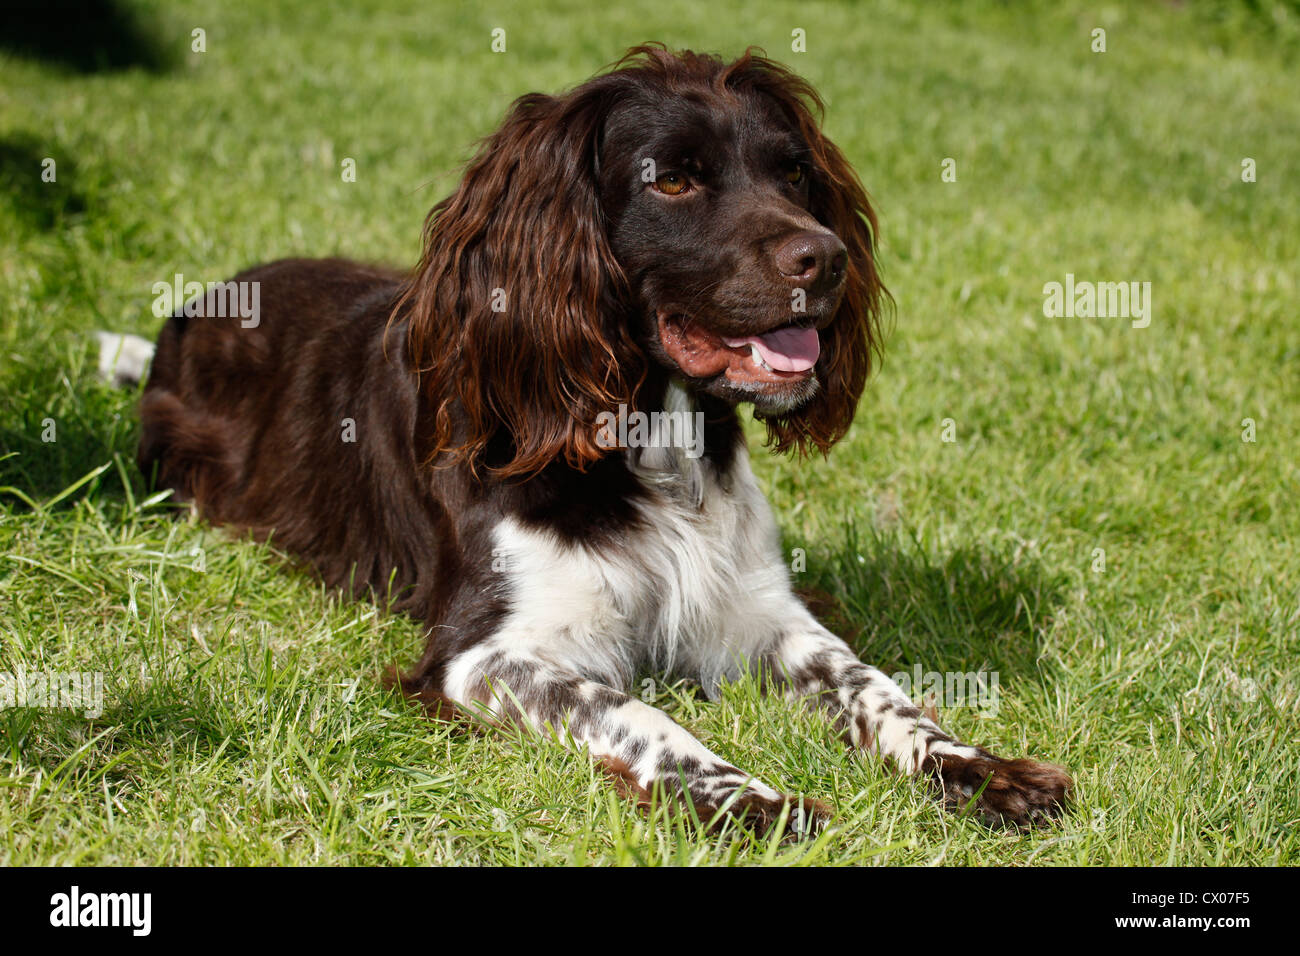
[653,172,691,196]
[784,164,806,186]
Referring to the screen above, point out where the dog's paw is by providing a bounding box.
[923,749,1071,828]
[697,789,833,840]
[603,758,832,840]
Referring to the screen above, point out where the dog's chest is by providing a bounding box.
[491,446,796,692]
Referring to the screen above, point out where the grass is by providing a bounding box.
[2,0,1298,865]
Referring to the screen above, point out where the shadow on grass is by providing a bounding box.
[0,135,89,231]
[798,522,1069,687]
[0,380,143,508]
[1,0,176,74]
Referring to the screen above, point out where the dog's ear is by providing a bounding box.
[733,54,889,457]
[396,82,644,479]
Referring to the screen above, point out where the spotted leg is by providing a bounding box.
[765,623,1071,827]
[435,647,831,835]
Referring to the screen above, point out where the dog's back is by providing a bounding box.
[137,258,445,609]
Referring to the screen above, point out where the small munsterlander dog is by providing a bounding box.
[120,45,1070,834]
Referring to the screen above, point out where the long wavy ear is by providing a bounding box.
[394,80,645,479]
[731,54,889,457]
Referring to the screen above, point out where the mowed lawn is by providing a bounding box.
[1,0,1297,865]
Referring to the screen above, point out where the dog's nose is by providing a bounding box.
[774,231,847,290]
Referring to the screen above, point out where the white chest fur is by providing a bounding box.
[489,415,806,696]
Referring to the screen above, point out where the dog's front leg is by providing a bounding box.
[765,623,1071,827]
[438,646,828,835]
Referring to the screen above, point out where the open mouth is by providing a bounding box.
[657,312,820,387]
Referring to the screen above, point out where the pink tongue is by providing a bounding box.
[724,327,821,372]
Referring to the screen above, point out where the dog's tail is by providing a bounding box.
[94,331,155,387]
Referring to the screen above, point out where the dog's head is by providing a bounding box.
[399,44,887,477]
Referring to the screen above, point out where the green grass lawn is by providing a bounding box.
[2,0,1298,865]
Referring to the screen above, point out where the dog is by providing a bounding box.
[118,44,1070,834]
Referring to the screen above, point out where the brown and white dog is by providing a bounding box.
[116,45,1070,834]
